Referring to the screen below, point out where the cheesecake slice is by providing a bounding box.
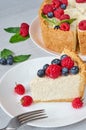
[30,49,86,102]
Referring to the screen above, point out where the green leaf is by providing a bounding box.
[4,27,20,33]
[58,18,77,25]
[41,14,76,26]
[0,49,14,58]
[10,33,30,43]
[13,54,31,63]
[42,14,57,26]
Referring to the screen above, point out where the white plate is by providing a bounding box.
[0,57,86,128]
[29,16,86,61]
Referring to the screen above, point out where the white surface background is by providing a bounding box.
[0,0,86,129]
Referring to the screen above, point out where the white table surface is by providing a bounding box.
[0,0,86,129]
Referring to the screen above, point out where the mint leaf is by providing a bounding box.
[10,33,30,43]
[0,49,14,58]
[41,14,76,26]
[42,14,57,26]
[13,55,31,63]
[58,18,77,25]
[4,27,20,33]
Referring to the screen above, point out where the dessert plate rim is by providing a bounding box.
[0,56,86,128]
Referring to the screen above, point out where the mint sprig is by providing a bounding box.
[41,14,76,26]
[10,33,30,43]
[0,48,31,63]
[4,24,30,43]
[4,27,20,33]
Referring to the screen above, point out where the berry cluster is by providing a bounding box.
[14,83,33,107]
[20,23,29,37]
[37,54,79,79]
[78,20,86,30]
[42,0,71,31]
[0,55,14,65]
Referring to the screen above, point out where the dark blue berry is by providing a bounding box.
[43,64,49,71]
[47,12,54,18]
[60,54,68,60]
[7,55,14,60]
[51,58,61,65]
[54,25,60,29]
[7,58,13,65]
[60,4,67,10]
[0,58,7,65]
[62,67,69,76]
[37,69,45,77]
[70,66,79,74]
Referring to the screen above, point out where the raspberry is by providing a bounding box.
[42,4,53,15]
[20,23,29,30]
[61,56,74,69]
[52,0,61,8]
[20,28,29,37]
[54,8,64,19]
[21,95,33,107]
[45,64,61,79]
[61,0,68,5]
[78,20,86,30]
[60,14,70,20]
[20,23,29,37]
[60,23,70,31]
[14,84,25,95]
[72,97,83,109]
[76,0,86,3]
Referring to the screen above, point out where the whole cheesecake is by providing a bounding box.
[38,0,86,55]
[30,49,86,102]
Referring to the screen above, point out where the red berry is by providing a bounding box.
[21,95,33,107]
[14,84,25,95]
[60,14,70,20]
[42,4,53,15]
[20,28,29,37]
[54,8,64,19]
[20,23,29,37]
[61,56,74,69]
[76,0,86,3]
[20,23,29,30]
[72,97,83,109]
[52,0,61,8]
[45,64,62,79]
[60,23,70,31]
[78,20,86,30]
[61,0,68,5]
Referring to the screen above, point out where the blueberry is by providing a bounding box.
[37,69,45,77]
[0,58,7,65]
[62,67,69,76]
[60,54,68,60]
[7,58,13,65]
[54,25,60,29]
[7,55,14,60]
[60,4,67,10]
[70,66,79,74]
[43,64,49,71]
[51,58,61,65]
[47,12,54,18]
